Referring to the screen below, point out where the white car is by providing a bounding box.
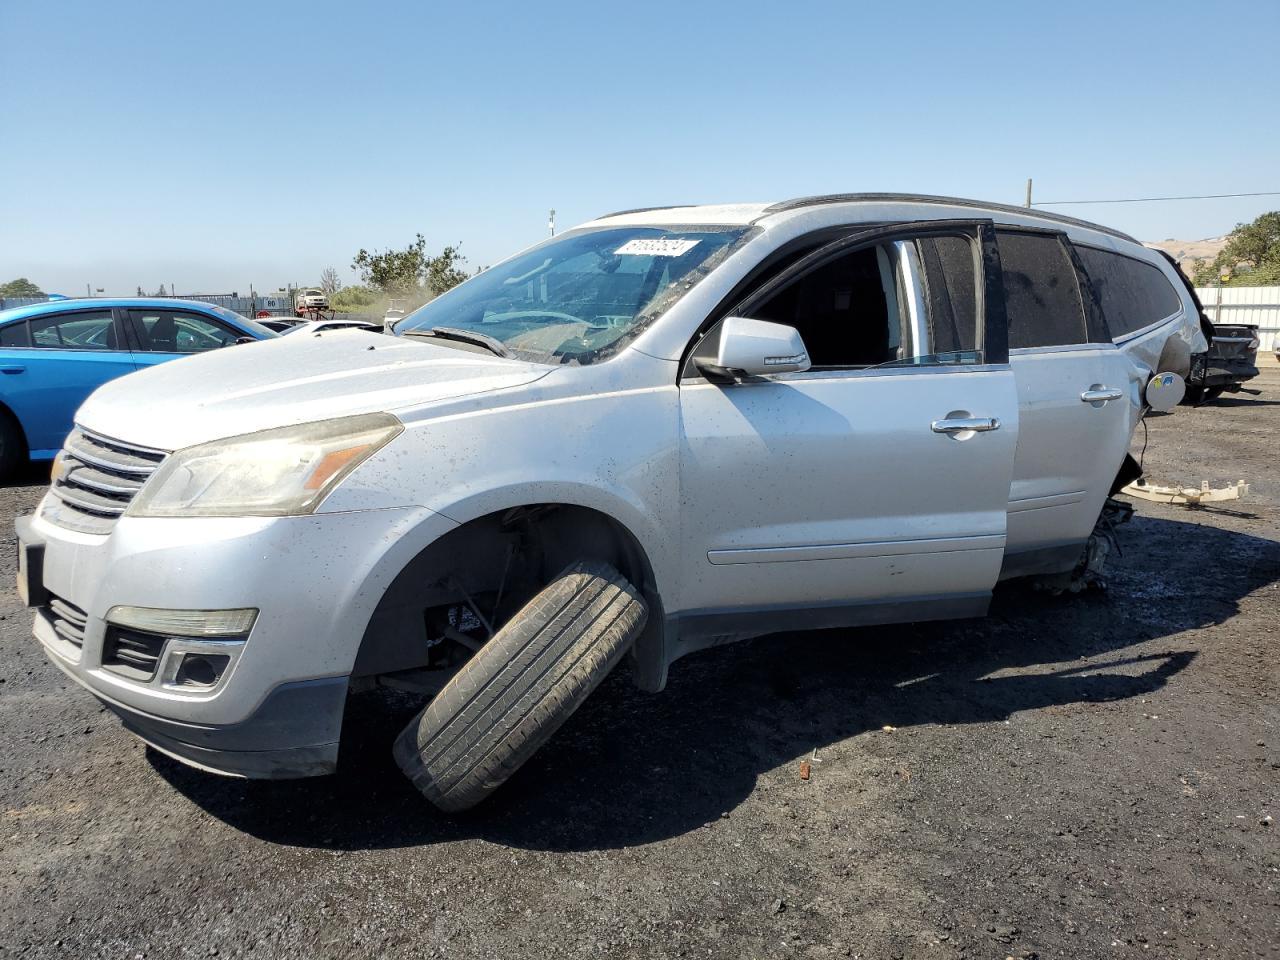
[293,288,329,314]
[280,318,384,336]
[17,194,1206,810]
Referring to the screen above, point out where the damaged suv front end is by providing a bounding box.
[18,413,432,776]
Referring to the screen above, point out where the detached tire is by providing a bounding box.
[393,561,647,812]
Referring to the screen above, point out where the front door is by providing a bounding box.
[676,222,1020,636]
[125,307,244,368]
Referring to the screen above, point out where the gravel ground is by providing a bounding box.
[1,364,1277,959]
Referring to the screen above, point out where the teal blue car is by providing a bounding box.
[0,298,276,478]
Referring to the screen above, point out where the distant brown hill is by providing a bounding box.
[1144,237,1227,277]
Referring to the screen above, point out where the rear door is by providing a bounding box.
[676,221,1020,633]
[0,308,138,456]
[994,228,1136,575]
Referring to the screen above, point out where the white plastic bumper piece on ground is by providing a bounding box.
[1121,479,1249,505]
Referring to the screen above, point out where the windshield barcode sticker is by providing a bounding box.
[614,238,701,257]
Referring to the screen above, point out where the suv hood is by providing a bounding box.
[76,330,550,451]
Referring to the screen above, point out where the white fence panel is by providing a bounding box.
[1195,286,1280,352]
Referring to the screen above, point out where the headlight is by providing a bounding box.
[127,413,402,518]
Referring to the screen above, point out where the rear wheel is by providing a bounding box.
[393,560,647,812]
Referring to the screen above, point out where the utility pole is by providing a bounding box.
[1025,178,1033,208]
[548,209,556,236]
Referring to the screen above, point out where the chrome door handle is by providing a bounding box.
[931,416,1001,434]
[1081,385,1123,405]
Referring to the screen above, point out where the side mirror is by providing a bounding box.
[695,316,811,383]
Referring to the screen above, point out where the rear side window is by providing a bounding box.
[28,311,117,350]
[996,231,1087,349]
[0,321,30,347]
[1074,246,1183,339]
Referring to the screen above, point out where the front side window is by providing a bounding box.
[688,231,985,375]
[747,244,906,367]
[130,310,238,353]
[29,311,117,351]
[1074,246,1182,339]
[916,236,980,359]
[397,225,753,364]
[996,230,1088,349]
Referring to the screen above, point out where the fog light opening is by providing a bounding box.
[175,653,230,688]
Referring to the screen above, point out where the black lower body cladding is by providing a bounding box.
[394,561,648,812]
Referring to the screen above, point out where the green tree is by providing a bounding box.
[353,234,429,295]
[1194,211,1280,285]
[0,278,44,297]
[352,235,469,297]
[424,245,469,296]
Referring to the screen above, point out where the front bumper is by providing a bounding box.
[18,500,451,778]
[99,677,347,778]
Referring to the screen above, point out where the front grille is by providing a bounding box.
[44,428,168,534]
[102,626,167,681]
[42,593,88,649]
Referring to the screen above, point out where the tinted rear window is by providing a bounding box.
[1075,246,1183,339]
[0,321,30,347]
[996,231,1087,349]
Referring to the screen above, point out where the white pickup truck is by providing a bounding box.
[18,194,1204,811]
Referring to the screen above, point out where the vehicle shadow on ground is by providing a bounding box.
[151,513,1280,852]
[1,462,50,489]
[1197,398,1279,408]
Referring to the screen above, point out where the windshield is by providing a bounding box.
[396,225,752,364]
[210,304,278,338]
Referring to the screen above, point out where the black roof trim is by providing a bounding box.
[759,193,1137,243]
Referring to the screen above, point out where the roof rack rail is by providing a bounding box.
[595,204,696,219]
[760,193,1137,243]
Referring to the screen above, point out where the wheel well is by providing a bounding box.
[353,504,662,682]
[0,400,29,459]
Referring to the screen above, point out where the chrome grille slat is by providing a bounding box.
[44,428,169,534]
[102,628,166,680]
[60,462,145,497]
[48,597,88,627]
[42,593,87,649]
[50,484,128,517]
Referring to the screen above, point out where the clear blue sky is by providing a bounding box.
[2,0,1278,296]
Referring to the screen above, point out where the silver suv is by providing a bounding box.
[18,194,1205,811]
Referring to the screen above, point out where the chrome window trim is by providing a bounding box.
[683,362,1009,386]
[1110,309,1184,346]
[897,240,930,358]
[1009,341,1120,357]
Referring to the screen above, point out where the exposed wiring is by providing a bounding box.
[1035,190,1280,206]
[1138,414,1150,471]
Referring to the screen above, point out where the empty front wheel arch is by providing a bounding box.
[393,560,648,811]
[352,504,665,690]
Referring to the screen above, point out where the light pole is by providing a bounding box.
[549,209,556,236]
